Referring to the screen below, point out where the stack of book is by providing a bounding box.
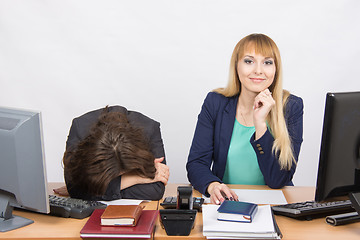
[202,203,282,239]
[80,205,158,238]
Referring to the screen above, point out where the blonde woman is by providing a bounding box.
[186,33,303,204]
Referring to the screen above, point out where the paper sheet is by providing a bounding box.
[100,199,145,205]
[204,189,287,205]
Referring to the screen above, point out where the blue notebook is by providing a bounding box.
[217,200,258,223]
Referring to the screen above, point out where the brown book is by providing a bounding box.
[100,205,144,226]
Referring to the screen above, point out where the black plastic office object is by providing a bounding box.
[271,210,283,239]
[160,196,204,211]
[349,192,360,214]
[48,195,106,219]
[314,92,360,202]
[326,192,360,226]
[272,199,354,220]
[273,92,360,222]
[325,211,360,226]
[160,186,197,236]
[159,209,197,236]
[177,186,193,209]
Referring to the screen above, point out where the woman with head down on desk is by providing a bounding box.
[186,33,303,204]
[54,106,169,201]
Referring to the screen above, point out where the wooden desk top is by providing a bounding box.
[2,183,360,240]
[155,184,360,240]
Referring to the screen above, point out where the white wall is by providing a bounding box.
[1,0,360,186]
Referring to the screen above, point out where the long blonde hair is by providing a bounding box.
[215,33,294,170]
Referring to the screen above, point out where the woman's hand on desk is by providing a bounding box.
[53,185,69,196]
[207,182,238,204]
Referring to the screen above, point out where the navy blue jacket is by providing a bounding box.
[186,92,303,196]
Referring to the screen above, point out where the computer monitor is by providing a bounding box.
[315,92,360,202]
[0,106,49,232]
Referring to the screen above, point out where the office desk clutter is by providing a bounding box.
[80,206,158,238]
[160,196,204,211]
[100,205,144,226]
[4,183,360,239]
[159,186,198,236]
[48,195,107,219]
[325,212,360,226]
[272,199,354,220]
[217,200,258,223]
[324,192,360,226]
[203,204,281,239]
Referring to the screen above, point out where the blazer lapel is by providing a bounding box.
[217,95,238,179]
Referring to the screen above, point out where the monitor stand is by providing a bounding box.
[0,197,34,232]
[349,192,360,215]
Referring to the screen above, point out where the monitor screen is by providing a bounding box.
[315,92,360,202]
[0,106,49,232]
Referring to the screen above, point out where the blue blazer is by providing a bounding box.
[186,92,304,196]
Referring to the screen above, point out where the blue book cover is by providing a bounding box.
[217,200,258,223]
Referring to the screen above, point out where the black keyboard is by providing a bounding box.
[160,196,204,211]
[49,195,107,219]
[272,199,355,220]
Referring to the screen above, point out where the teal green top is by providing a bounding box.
[222,119,266,185]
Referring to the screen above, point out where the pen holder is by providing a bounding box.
[159,209,197,236]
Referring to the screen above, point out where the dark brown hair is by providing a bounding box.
[63,109,156,196]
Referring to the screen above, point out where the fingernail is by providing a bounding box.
[230,197,234,201]
[215,200,220,205]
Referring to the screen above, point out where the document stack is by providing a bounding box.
[202,204,282,239]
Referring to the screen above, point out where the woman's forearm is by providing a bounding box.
[120,172,153,190]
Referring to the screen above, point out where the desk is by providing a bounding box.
[1,183,158,240]
[155,184,360,240]
[2,183,360,240]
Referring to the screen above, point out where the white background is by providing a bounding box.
[1,0,360,186]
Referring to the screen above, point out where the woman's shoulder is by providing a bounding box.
[127,110,160,127]
[204,91,238,108]
[286,94,304,108]
[284,93,304,120]
[205,91,228,101]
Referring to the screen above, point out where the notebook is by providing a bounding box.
[80,209,158,238]
[217,200,258,223]
[100,205,143,226]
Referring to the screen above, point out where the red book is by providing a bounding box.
[80,209,158,238]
